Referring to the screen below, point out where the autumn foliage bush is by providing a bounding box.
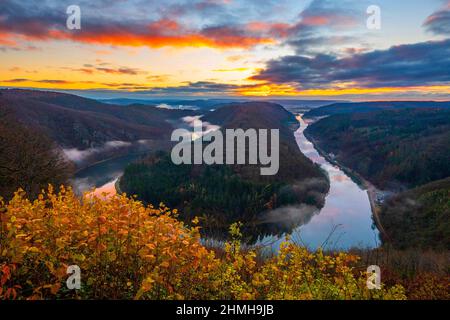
[0,186,407,300]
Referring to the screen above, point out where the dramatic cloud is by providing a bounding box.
[297,0,359,29]
[252,39,450,89]
[423,0,450,36]
[1,78,74,85]
[1,0,449,99]
[0,78,148,88]
[139,81,241,95]
[76,64,147,76]
[275,0,364,55]
[0,0,362,51]
[0,1,278,49]
[1,79,29,83]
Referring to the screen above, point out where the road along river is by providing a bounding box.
[257,115,380,251]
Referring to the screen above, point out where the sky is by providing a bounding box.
[1,0,450,100]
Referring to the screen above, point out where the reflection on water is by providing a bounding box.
[72,116,379,251]
[88,178,118,198]
[257,115,379,251]
[71,153,147,196]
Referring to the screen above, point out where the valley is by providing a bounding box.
[0,88,197,169]
[70,111,380,250]
[1,89,448,251]
[1,89,449,301]
[2,0,450,302]
[304,104,450,250]
[118,102,330,244]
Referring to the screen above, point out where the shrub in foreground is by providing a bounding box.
[0,186,405,300]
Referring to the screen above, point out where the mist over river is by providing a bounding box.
[71,153,146,197]
[72,115,379,251]
[257,115,379,250]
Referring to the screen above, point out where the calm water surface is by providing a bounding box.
[71,153,146,197]
[258,115,379,250]
[72,115,379,250]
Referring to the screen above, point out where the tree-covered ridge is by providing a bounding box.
[200,102,327,183]
[120,154,328,242]
[120,102,329,242]
[305,108,450,190]
[0,107,72,200]
[0,89,197,168]
[304,101,450,118]
[379,177,450,250]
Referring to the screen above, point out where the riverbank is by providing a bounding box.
[254,115,381,249]
[302,128,388,240]
[77,113,380,250]
[114,175,123,195]
[73,150,152,175]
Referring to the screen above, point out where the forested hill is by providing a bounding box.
[304,108,450,190]
[202,102,298,130]
[0,106,72,200]
[304,100,450,118]
[0,89,197,150]
[120,102,329,242]
[379,177,450,250]
[202,101,299,147]
[201,102,321,182]
[100,98,244,110]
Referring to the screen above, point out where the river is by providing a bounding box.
[258,115,379,250]
[72,115,379,251]
[71,153,147,197]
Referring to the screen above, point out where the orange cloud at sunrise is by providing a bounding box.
[0,0,449,101]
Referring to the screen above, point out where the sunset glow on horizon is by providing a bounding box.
[1,0,450,100]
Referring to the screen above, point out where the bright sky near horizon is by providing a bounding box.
[1,0,450,100]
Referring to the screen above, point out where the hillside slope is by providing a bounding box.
[305,108,450,190]
[202,102,322,182]
[379,177,450,250]
[120,102,329,242]
[304,101,450,118]
[0,89,196,148]
[0,89,197,167]
[0,107,72,200]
